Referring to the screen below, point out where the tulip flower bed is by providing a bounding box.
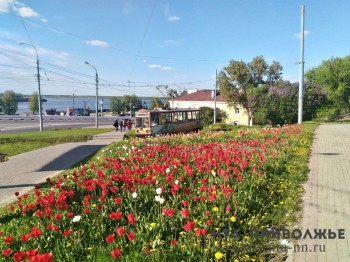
[0,125,313,261]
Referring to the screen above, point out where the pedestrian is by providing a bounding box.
[120,120,124,132]
[126,119,132,131]
[113,119,119,132]
[123,120,127,132]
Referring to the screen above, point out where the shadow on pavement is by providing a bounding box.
[37,144,105,171]
[316,152,341,155]
[0,184,38,189]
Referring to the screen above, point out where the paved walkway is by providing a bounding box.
[288,123,350,262]
[0,129,124,207]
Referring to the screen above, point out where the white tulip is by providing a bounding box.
[72,215,81,222]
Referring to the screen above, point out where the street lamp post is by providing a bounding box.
[130,102,132,119]
[73,90,77,116]
[85,61,99,128]
[19,42,43,131]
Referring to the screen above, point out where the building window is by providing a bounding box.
[235,108,240,114]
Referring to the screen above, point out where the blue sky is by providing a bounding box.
[0,0,349,97]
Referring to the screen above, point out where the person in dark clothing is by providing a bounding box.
[113,119,119,132]
[122,120,127,132]
[120,120,124,132]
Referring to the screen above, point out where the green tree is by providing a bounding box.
[122,95,142,114]
[109,97,124,114]
[28,92,39,114]
[253,82,326,125]
[167,88,179,99]
[1,90,18,115]
[218,56,282,126]
[199,106,228,126]
[248,55,268,86]
[180,90,188,96]
[267,61,283,84]
[149,97,164,109]
[306,56,350,120]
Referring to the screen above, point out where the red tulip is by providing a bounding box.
[170,239,177,246]
[111,248,122,259]
[116,227,125,237]
[183,221,195,232]
[105,234,115,244]
[4,235,13,244]
[13,250,25,261]
[30,227,41,238]
[127,213,136,225]
[1,248,11,257]
[20,234,29,243]
[127,232,136,241]
[64,229,72,237]
[109,211,123,220]
[114,197,122,205]
[180,208,190,218]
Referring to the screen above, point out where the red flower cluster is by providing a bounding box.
[0,125,305,261]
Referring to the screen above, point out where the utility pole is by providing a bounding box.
[85,61,99,128]
[19,42,43,131]
[298,5,305,124]
[130,101,132,119]
[73,90,77,116]
[214,69,217,124]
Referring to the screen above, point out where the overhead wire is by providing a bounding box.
[4,10,228,63]
[3,4,220,95]
[127,0,158,82]
[1,41,214,95]
[12,0,34,46]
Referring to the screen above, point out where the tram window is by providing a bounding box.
[187,112,193,120]
[159,114,166,124]
[144,118,150,127]
[136,118,142,127]
[177,112,183,121]
[165,113,172,123]
[183,112,188,120]
[173,112,178,122]
[194,111,199,119]
[136,117,150,127]
[151,113,159,126]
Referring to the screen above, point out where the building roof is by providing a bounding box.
[173,89,226,102]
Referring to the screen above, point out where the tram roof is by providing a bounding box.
[137,108,201,113]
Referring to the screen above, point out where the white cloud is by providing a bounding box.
[122,0,133,15]
[0,1,41,18]
[0,0,12,13]
[41,18,47,23]
[17,6,39,17]
[86,40,109,47]
[149,64,162,69]
[162,39,177,46]
[168,15,180,22]
[294,30,310,39]
[148,64,172,70]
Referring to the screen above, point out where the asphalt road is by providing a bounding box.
[0,115,128,134]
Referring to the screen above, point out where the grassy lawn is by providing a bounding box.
[0,128,113,156]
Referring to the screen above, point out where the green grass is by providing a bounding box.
[301,121,319,132]
[0,128,113,156]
